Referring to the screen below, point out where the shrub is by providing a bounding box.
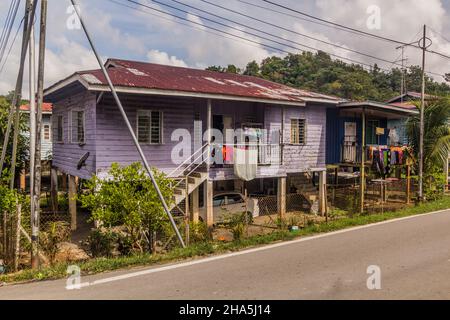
[87,229,118,258]
[79,163,174,253]
[39,222,71,264]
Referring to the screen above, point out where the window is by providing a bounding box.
[366,120,380,145]
[56,115,63,142]
[43,124,51,141]
[226,194,244,205]
[213,195,226,207]
[290,118,306,145]
[71,110,85,144]
[137,110,163,144]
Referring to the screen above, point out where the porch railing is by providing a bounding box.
[210,143,281,167]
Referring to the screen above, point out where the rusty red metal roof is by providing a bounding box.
[20,102,53,113]
[390,101,418,110]
[56,58,342,104]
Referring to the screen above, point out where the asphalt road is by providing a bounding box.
[1,210,450,300]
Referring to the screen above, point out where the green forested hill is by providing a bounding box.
[207,51,450,101]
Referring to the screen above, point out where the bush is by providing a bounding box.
[79,162,175,254]
[39,222,71,264]
[87,229,118,258]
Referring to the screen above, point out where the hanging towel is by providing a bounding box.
[234,147,258,181]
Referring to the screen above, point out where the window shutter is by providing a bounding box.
[71,111,85,144]
[150,111,161,144]
[290,118,306,145]
[137,110,151,143]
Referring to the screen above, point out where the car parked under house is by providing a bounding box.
[43,58,342,229]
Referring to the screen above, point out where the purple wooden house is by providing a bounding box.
[44,59,342,229]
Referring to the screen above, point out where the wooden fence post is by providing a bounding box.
[14,203,22,271]
[68,175,77,231]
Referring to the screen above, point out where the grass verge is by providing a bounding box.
[2,196,450,285]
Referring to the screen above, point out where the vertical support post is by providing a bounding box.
[184,176,190,245]
[19,169,26,191]
[31,0,47,270]
[418,24,427,201]
[50,167,58,213]
[61,173,67,191]
[191,187,199,223]
[319,170,327,216]
[280,106,285,165]
[406,165,411,204]
[68,175,77,231]
[277,177,286,220]
[444,156,449,192]
[206,99,214,229]
[14,203,22,271]
[206,181,214,228]
[360,108,366,214]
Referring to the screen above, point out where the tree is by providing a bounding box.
[243,60,259,76]
[406,98,450,173]
[79,162,175,252]
[0,93,29,176]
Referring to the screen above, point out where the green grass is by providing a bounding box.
[2,196,450,285]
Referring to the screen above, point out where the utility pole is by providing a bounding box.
[29,2,37,268]
[0,0,36,180]
[31,0,48,269]
[418,25,427,201]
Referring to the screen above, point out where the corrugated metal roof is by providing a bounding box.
[48,58,342,105]
[20,103,53,113]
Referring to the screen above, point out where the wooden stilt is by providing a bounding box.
[319,170,327,217]
[50,167,58,213]
[206,180,214,228]
[19,169,26,191]
[277,177,286,220]
[68,175,77,231]
[191,187,199,223]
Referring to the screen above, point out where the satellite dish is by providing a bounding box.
[77,152,90,170]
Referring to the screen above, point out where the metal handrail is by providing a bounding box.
[167,142,208,178]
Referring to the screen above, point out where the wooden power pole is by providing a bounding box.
[31,0,47,269]
[418,25,427,201]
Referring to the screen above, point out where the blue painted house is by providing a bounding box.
[44,58,343,226]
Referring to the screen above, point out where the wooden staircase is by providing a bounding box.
[168,144,209,211]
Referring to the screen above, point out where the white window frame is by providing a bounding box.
[43,124,51,142]
[136,110,164,145]
[70,109,86,145]
[290,118,307,145]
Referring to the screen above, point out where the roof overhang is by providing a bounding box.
[44,74,307,107]
[337,101,419,119]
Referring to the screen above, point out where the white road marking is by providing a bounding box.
[73,208,450,289]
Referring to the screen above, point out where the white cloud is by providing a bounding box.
[147,50,187,67]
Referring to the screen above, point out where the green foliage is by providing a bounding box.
[407,98,450,172]
[207,52,450,101]
[39,222,71,264]
[79,162,174,252]
[0,93,30,171]
[223,212,248,241]
[87,229,118,258]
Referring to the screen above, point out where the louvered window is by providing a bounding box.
[137,110,163,144]
[290,118,306,145]
[55,115,63,142]
[71,111,85,144]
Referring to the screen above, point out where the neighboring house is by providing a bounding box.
[44,58,343,227]
[20,102,53,160]
[326,101,418,165]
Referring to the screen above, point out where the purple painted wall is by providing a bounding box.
[51,90,328,180]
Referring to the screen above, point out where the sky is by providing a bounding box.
[0,0,450,96]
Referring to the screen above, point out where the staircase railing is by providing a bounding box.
[168,142,208,178]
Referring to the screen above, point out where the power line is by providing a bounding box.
[236,0,369,39]
[261,0,421,48]
[143,0,395,70]
[0,0,21,66]
[184,0,402,67]
[0,0,17,53]
[0,17,25,75]
[108,0,273,53]
[156,0,444,77]
[261,0,450,62]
